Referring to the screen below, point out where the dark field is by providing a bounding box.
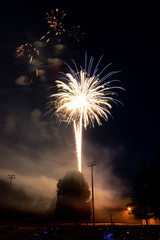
[1,225,160,240]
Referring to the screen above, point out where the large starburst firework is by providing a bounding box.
[49,54,123,172]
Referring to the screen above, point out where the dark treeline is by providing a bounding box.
[127,152,160,224]
[0,171,91,224]
[0,179,56,223]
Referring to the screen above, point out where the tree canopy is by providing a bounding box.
[55,171,91,221]
[126,152,160,224]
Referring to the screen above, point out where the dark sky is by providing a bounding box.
[0,0,159,216]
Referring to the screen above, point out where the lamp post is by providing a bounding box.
[127,206,132,215]
[5,174,15,224]
[87,161,96,226]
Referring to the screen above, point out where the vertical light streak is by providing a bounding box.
[73,109,83,172]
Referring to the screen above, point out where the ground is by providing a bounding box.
[0,224,160,240]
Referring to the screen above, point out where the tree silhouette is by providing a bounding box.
[127,162,153,225]
[148,152,160,219]
[0,178,52,223]
[127,152,160,224]
[55,171,91,221]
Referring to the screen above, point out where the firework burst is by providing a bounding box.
[68,25,85,42]
[41,9,85,44]
[49,54,123,172]
[16,43,39,63]
[16,43,40,83]
[40,9,66,43]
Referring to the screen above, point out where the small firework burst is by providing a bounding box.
[16,43,40,84]
[41,9,85,44]
[16,43,39,63]
[68,25,85,42]
[40,9,66,43]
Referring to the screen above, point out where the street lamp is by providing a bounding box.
[5,174,16,224]
[127,206,132,215]
[87,161,96,226]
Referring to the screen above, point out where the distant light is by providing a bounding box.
[103,233,116,240]
[44,231,47,234]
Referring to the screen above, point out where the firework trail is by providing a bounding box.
[49,54,123,172]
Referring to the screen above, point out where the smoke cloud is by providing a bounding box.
[0,105,132,221]
[0,43,134,222]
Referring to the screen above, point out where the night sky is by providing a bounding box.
[0,1,159,221]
